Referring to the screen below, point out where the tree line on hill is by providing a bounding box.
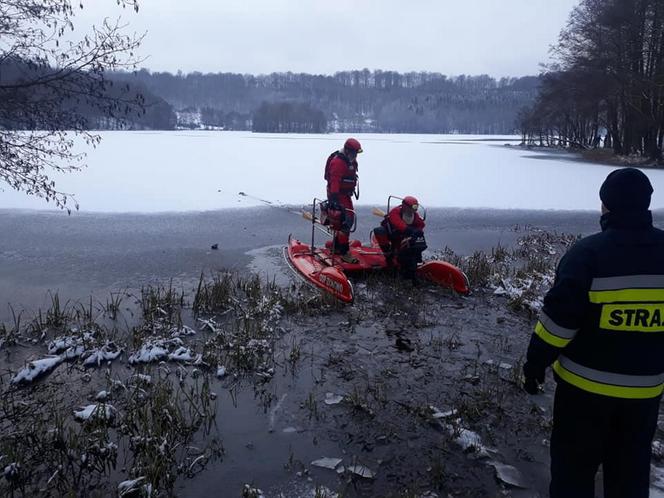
[111,70,540,134]
[519,0,664,161]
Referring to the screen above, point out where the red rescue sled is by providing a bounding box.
[285,198,470,303]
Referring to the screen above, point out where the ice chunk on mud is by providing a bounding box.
[324,393,344,405]
[118,476,150,497]
[11,356,64,384]
[4,463,19,479]
[347,464,376,479]
[429,405,457,419]
[268,393,287,432]
[74,404,116,422]
[445,421,491,458]
[242,484,265,498]
[490,462,528,488]
[311,457,343,470]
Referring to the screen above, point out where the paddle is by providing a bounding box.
[372,207,386,217]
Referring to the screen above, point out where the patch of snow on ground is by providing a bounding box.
[128,342,169,364]
[73,404,116,422]
[11,356,64,384]
[168,346,195,362]
[83,344,122,367]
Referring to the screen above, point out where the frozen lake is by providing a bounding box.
[1,131,663,212]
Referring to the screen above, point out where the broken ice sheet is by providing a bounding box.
[324,393,344,405]
[311,457,343,470]
[347,464,376,479]
[490,462,528,489]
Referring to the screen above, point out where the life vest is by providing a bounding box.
[325,151,358,195]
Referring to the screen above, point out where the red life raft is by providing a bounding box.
[284,198,470,303]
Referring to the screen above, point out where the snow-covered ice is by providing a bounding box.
[1,131,662,213]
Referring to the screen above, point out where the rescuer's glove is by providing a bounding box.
[523,361,545,395]
[404,226,419,238]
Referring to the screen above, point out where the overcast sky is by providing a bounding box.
[77,0,579,77]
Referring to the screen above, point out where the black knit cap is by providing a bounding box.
[599,167,653,212]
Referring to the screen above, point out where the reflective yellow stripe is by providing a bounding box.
[600,304,664,332]
[553,361,664,399]
[535,321,572,348]
[588,288,664,304]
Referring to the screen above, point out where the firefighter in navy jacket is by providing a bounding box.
[523,168,664,498]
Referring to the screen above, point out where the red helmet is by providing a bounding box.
[402,196,419,210]
[344,138,363,153]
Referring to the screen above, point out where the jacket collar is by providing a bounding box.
[600,210,653,231]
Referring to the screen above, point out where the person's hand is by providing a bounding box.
[327,199,341,211]
[404,226,418,238]
[523,361,545,395]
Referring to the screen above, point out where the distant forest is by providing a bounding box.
[0,58,176,131]
[110,70,540,134]
[520,0,664,160]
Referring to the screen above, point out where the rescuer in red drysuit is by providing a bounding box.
[373,196,427,280]
[324,138,362,263]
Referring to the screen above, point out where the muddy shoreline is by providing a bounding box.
[1,208,663,497]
